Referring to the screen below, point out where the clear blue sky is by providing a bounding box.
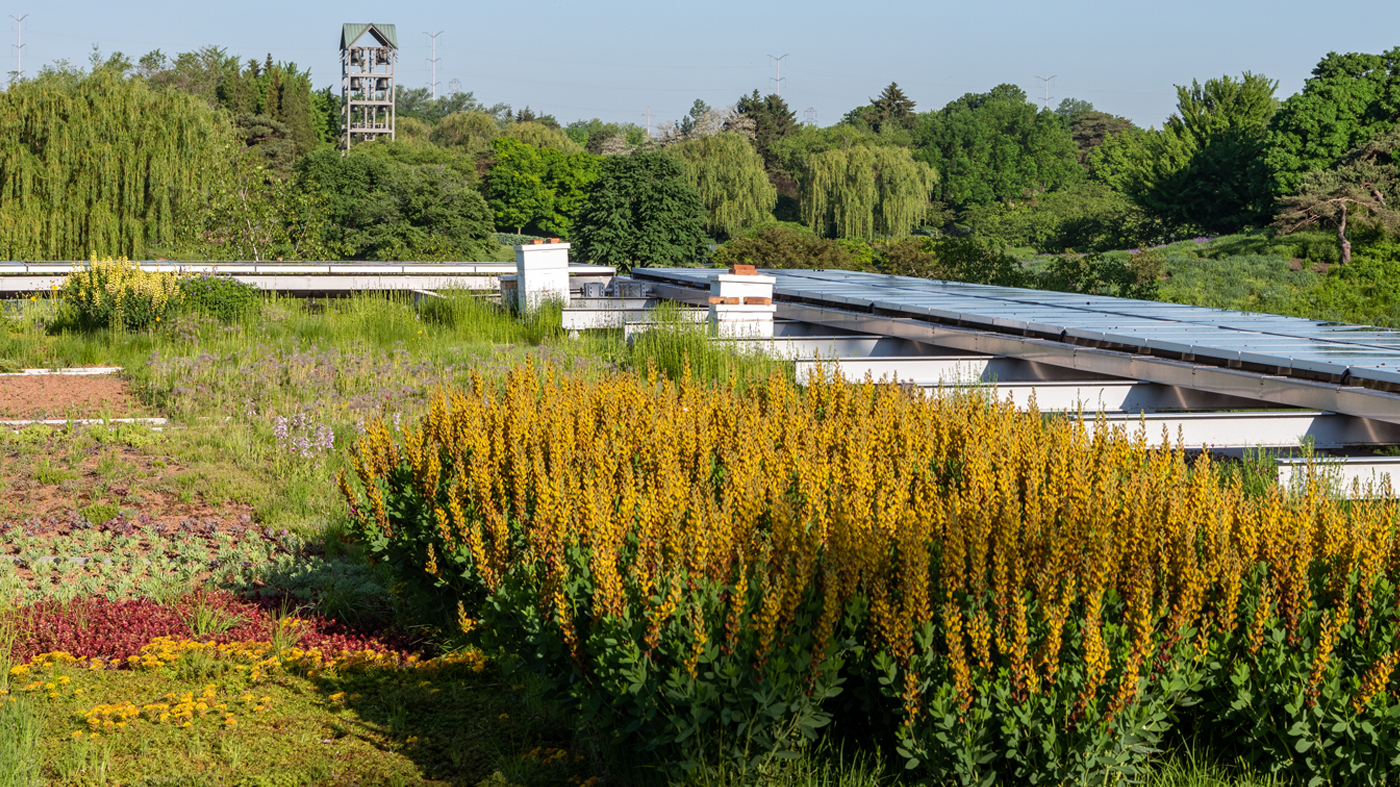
[15,0,1400,129]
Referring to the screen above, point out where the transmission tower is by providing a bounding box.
[424,30,443,99]
[10,14,27,84]
[448,77,461,95]
[1035,74,1057,111]
[768,53,788,97]
[804,107,817,126]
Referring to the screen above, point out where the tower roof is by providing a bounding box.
[341,23,398,50]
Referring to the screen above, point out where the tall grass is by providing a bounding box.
[0,616,41,787]
[625,302,791,387]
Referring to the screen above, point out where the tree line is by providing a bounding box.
[0,44,1396,265]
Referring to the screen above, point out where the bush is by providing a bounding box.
[1036,251,1161,300]
[342,362,1400,785]
[924,237,1031,287]
[877,237,939,278]
[712,226,860,270]
[60,255,183,331]
[178,274,261,322]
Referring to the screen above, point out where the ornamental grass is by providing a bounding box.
[341,360,1400,784]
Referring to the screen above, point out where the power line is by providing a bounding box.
[10,14,27,84]
[424,30,443,99]
[1035,74,1057,111]
[768,53,788,97]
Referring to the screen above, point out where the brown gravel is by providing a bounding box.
[0,374,145,419]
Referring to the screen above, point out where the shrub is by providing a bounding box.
[341,361,1400,785]
[1036,251,1161,300]
[712,226,860,270]
[877,237,940,278]
[60,255,183,331]
[926,237,1031,287]
[178,274,261,322]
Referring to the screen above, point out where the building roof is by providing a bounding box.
[341,23,398,50]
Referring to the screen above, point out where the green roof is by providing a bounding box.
[341,23,398,50]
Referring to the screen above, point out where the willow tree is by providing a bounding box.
[0,69,233,260]
[668,132,776,238]
[798,146,936,238]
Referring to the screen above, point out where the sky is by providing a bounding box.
[11,0,1400,130]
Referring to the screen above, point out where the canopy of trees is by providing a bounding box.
[484,137,600,237]
[914,84,1081,206]
[571,153,708,266]
[296,147,495,261]
[798,146,936,239]
[667,132,776,239]
[0,68,232,259]
[1264,48,1400,196]
[1090,73,1278,233]
[7,40,1400,269]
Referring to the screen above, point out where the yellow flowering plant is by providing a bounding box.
[341,360,1400,784]
[61,254,183,330]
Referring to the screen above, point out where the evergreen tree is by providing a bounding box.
[571,152,708,265]
[736,89,798,169]
[1273,126,1400,265]
[263,63,284,122]
[679,99,711,135]
[865,82,917,132]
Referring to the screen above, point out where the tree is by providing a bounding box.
[712,226,858,270]
[1069,111,1133,165]
[914,84,1081,207]
[571,152,708,266]
[736,90,798,168]
[431,110,500,155]
[0,67,232,259]
[1274,127,1400,265]
[296,147,495,261]
[1055,98,1095,121]
[485,138,552,234]
[482,137,601,236]
[864,82,917,132]
[679,99,711,135]
[797,146,936,238]
[199,149,337,261]
[501,121,584,153]
[1086,73,1277,233]
[1264,48,1400,196]
[667,132,777,238]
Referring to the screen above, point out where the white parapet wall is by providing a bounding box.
[514,240,571,310]
[708,267,776,338]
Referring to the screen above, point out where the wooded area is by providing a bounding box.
[1,43,1398,295]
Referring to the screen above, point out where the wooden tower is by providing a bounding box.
[340,23,398,151]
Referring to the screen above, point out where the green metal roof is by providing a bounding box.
[341,23,398,50]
